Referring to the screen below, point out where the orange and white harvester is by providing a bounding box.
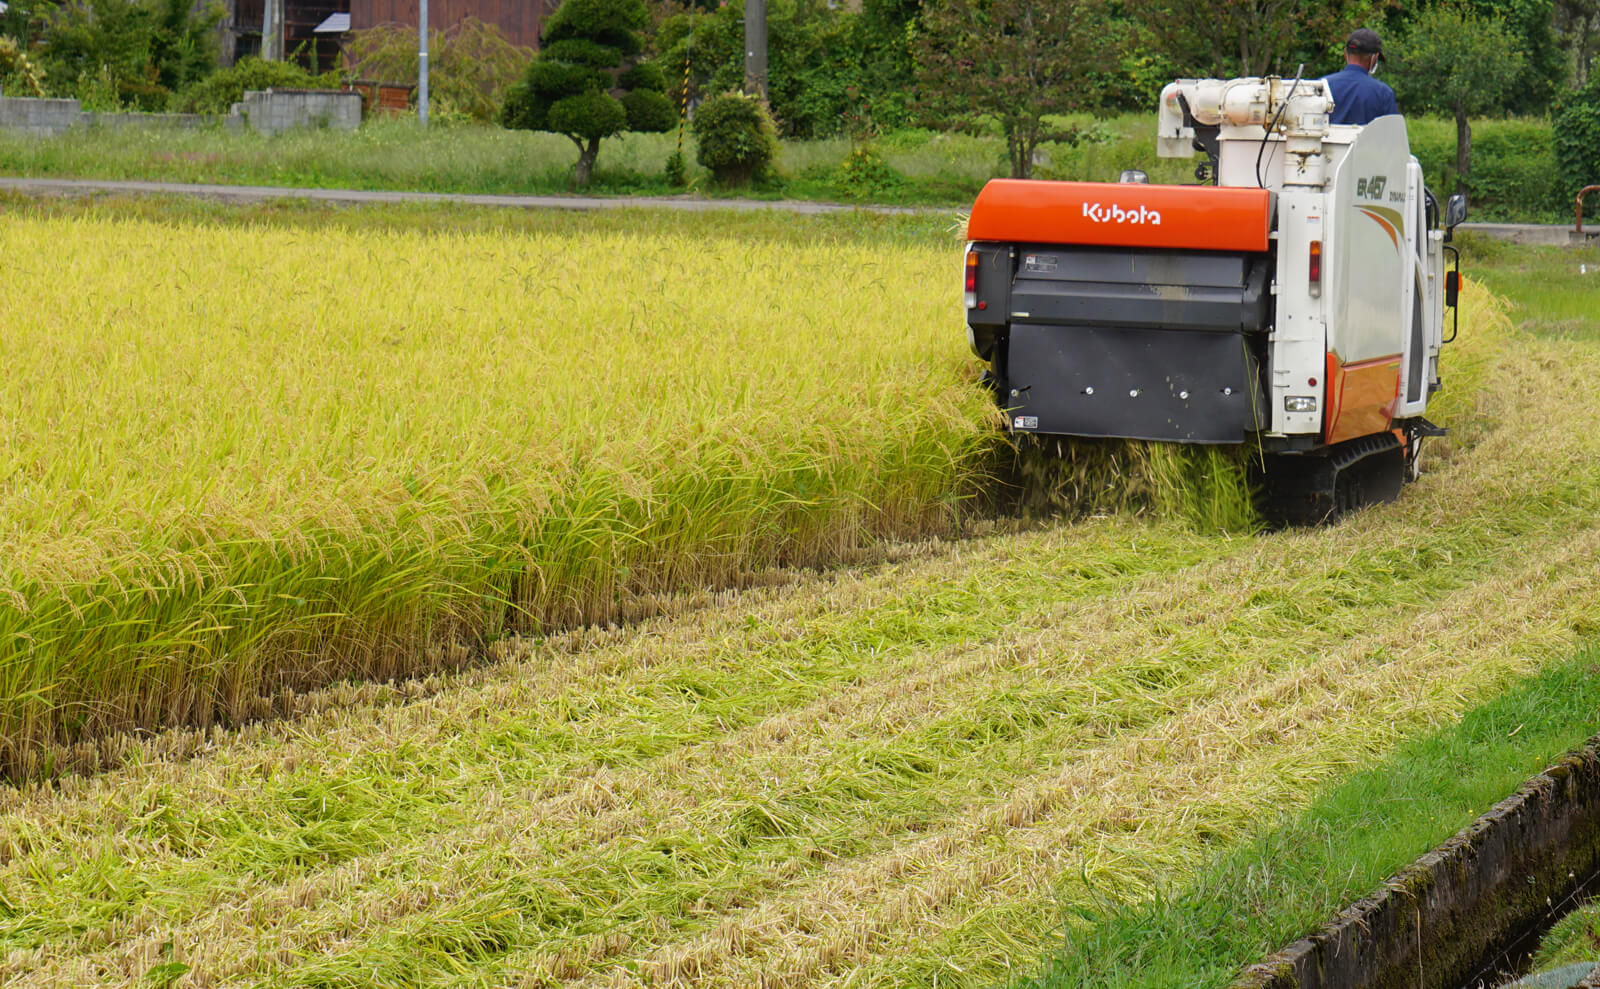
[963,76,1466,523]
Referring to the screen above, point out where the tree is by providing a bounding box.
[1124,0,1385,78]
[914,0,1095,179]
[653,0,915,139]
[499,0,674,186]
[1554,0,1600,86]
[344,17,533,122]
[1389,5,1525,195]
[34,0,222,109]
[1468,0,1567,112]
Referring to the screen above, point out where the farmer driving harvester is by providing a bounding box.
[1323,28,1399,126]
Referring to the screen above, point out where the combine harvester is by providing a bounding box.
[964,76,1467,523]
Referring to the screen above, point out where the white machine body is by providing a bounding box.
[963,77,1461,521]
[1157,77,1446,442]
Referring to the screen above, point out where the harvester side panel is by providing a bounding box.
[1324,116,1412,441]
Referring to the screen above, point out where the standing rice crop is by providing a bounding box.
[0,209,995,778]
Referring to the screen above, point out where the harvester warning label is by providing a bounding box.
[1013,415,1039,429]
[1023,254,1058,272]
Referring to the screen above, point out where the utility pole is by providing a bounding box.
[262,0,282,60]
[744,0,766,98]
[418,0,430,125]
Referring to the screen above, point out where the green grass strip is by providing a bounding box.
[1015,643,1600,989]
[1457,233,1600,343]
[1532,904,1600,971]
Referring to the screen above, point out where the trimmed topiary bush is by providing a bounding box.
[693,91,778,186]
[618,62,667,93]
[621,89,675,132]
[498,0,671,186]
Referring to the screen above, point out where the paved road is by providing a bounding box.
[0,175,941,216]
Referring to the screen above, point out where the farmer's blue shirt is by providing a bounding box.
[1322,64,1399,125]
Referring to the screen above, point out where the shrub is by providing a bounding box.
[0,36,44,97]
[833,147,904,199]
[693,91,778,186]
[171,57,340,114]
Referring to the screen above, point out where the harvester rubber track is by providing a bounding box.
[1259,432,1407,526]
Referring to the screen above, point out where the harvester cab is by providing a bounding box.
[964,76,1465,524]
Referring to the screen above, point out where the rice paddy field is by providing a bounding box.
[2,200,1599,988]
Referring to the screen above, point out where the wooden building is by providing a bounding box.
[348,0,553,50]
[227,0,348,71]
[224,0,554,72]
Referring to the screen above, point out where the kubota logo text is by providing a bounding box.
[1082,202,1162,225]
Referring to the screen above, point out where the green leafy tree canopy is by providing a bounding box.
[34,0,222,110]
[1553,71,1600,196]
[654,0,922,139]
[914,0,1095,179]
[343,16,532,122]
[1124,0,1386,78]
[1389,4,1526,194]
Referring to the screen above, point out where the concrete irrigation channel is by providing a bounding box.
[1236,735,1600,989]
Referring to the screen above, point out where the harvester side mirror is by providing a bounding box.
[1444,193,1468,239]
[1445,270,1460,308]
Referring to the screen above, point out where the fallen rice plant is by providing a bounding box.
[7,285,1600,988]
[1009,436,1259,532]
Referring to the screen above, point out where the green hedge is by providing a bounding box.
[1406,116,1565,223]
[1553,77,1600,206]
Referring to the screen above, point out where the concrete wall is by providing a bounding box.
[92,112,227,132]
[231,89,361,136]
[1236,736,1600,989]
[0,90,362,138]
[0,97,84,137]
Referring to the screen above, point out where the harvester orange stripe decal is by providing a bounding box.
[1324,352,1403,445]
[966,180,1272,252]
[1356,207,1400,251]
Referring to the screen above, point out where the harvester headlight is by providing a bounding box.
[1284,396,1318,413]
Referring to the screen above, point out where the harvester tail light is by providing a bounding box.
[1308,240,1322,298]
[964,250,979,308]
